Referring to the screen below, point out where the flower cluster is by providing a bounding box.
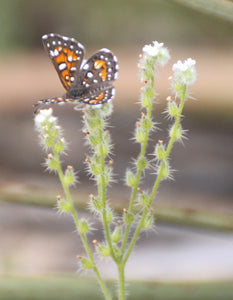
[172,58,197,98]
[34,108,76,198]
[34,108,65,152]
[139,41,170,82]
[142,41,170,66]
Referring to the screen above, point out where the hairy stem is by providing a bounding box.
[123,85,187,265]
[55,151,112,300]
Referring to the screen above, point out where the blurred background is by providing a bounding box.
[0,0,233,297]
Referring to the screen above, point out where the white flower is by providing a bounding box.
[34,113,46,128]
[34,108,56,131]
[142,41,170,66]
[48,116,57,124]
[39,108,53,117]
[172,58,197,86]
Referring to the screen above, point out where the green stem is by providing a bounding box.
[123,85,187,265]
[121,81,154,254]
[54,151,112,300]
[165,86,186,159]
[118,263,125,300]
[98,128,117,262]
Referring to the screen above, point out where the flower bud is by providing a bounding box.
[140,193,150,207]
[86,114,104,132]
[97,244,111,257]
[123,209,134,225]
[90,194,104,212]
[169,124,182,140]
[168,101,179,118]
[136,127,147,143]
[136,156,148,170]
[47,154,59,170]
[126,170,137,187]
[79,257,93,269]
[95,141,109,157]
[79,218,90,234]
[88,133,101,146]
[97,169,111,186]
[90,162,102,175]
[58,200,72,212]
[48,127,60,140]
[142,117,152,130]
[141,94,153,108]
[143,86,155,101]
[44,135,54,147]
[159,161,170,179]
[142,214,153,229]
[63,165,75,185]
[111,225,122,243]
[155,141,166,160]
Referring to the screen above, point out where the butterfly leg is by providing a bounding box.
[33,97,72,114]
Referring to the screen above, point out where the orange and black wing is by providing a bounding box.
[80,48,119,89]
[42,33,85,91]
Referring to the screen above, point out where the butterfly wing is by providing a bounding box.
[80,48,119,89]
[80,87,116,105]
[35,35,119,112]
[42,33,85,91]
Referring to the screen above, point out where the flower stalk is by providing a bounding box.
[35,42,196,300]
[34,109,111,300]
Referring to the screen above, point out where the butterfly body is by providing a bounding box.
[34,33,118,112]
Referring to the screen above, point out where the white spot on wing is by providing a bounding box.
[53,49,59,56]
[62,36,69,41]
[67,56,73,62]
[42,34,48,39]
[58,63,67,71]
[70,67,77,72]
[78,42,84,49]
[87,72,93,78]
[83,63,89,70]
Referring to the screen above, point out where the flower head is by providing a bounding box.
[34,108,57,131]
[142,41,170,66]
[34,108,66,152]
[139,41,170,82]
[172,58,197,86]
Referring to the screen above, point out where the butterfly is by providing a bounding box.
[34,33,119,113]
